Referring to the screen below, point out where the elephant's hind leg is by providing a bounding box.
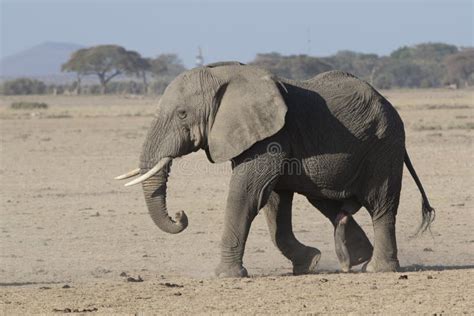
[263,190,321,275]
[362,150,404,273]
[308,199,373,272]
[363,196,401,272]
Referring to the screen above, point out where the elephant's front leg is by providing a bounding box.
[214,191,256,278]
[215,158,281,278]
[263,190,321,275]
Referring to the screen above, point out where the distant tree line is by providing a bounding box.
[1,42,472,96]
[251,43,473,89]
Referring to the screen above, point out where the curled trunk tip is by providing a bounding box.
[141,163,188,234]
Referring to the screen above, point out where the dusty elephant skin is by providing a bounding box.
[116,62,435,277]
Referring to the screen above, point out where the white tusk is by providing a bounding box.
[124,157,172,187]
[114,168,140,180]
[277,80,288,93]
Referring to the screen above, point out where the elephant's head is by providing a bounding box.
[115,62,287,234]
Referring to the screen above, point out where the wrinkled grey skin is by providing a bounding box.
[136,62,434,277]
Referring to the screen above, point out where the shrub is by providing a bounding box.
[107,81,147,94]
[1,78,47,95]
[10,101,48,110]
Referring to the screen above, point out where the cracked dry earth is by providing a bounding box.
[1,89,473,314]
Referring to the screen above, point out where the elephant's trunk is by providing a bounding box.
[141,163,188,234]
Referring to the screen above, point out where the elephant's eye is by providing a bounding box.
[177,110,187,119]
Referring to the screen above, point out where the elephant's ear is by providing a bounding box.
[207,74,287,163]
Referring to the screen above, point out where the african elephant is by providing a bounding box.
[116,62,434,277]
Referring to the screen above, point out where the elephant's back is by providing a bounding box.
[301,70,404,141]
[304,71,382,112]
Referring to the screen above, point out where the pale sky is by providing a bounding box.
[1,0,473,66]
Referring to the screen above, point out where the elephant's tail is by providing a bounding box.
[404,150,435,234]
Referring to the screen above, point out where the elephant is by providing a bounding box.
[115,62,435,277]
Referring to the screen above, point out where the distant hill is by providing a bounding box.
[0,42,84,81]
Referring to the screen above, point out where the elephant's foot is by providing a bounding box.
[215,262,248,278]
[334,212,373,272]
[362,258,400,273]
[292,247,321,276]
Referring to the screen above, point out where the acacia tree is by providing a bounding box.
[62,45,150,94]
[148,54,186,78]
[123,51,151,93]
[62,48,87,94]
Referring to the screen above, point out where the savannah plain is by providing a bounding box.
[0,89,473,314]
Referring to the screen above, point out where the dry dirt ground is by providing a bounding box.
[0,89,473,314]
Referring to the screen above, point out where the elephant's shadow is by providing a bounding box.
[266,264,474,276]
[399,264,474,272]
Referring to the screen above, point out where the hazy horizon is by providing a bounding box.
[1,0,473,67]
